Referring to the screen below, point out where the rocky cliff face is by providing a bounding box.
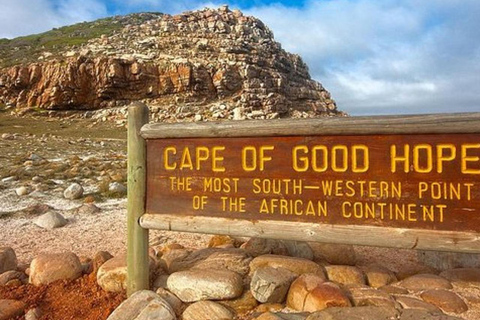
[0,7,341,120]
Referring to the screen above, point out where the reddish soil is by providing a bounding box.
[0,273,125,320]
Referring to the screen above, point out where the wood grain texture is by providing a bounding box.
[141,112,480,139]
[140,214,480,253]
[127,102,150,296]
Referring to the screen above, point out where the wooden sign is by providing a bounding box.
[145,134,479,232]
[126,103,480,296]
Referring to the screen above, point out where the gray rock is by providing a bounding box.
[308,242,356,265]
[75,203,101,215]
[399,309,464,319]
[250,254,325,277]
[0,247,17,274]
[167,268,243,302]
[251,266,297,303]
[63,183,83,199]
[281,240,314,260]
[25,308,42,320]
[0,299,26,320]
[109,182,127,195]
[15,186,29,196]
[34,211,67,229]
[155,288,183,315]
[306,306,400,320]
[0,270,28,285]
[418,250,480,270]
[183,301,234,320]
[400,274,452,291]
[161,247,252,276]
[29,252,83,286]
[107,290,175,320]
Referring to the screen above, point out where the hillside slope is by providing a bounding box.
[0,6,342,120]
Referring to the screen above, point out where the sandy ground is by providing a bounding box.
[1,111,480,319]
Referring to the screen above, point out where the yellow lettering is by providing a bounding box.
[413,144,433,173]
[462,144,480,174]
[391,144,409,173]
[164,147,177,170]
[293,145,308,172]
[436,144,456,173]
[212,146,225,172]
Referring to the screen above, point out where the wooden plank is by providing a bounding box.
[141,112,480,139]
[127,102,150,296]
[140,213,480,253]
[146,134,480,233]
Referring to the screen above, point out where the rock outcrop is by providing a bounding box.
[0,7,341,120]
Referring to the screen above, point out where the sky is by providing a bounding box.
[0,0,479,115]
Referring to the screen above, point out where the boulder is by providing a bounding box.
[308,242,356,265]
[420,289,468,314]
[287,274,351,312]
[306,306,399,320]
[167,268,243,302]
[97,254,156,293]
[183,301,234,320]
[439,268,480,287]
[250,266,297,303]
[250,255,325,277]
[219,290,258,315]
[0,247,17,274]
[400,274,452,291]
[418,251,480,270]
[325,265,366,286]
[0,270,28,286]
[399,309,464,320]
[107,290,175,320]
[29,252,83,286]
[361,265,397,288]
[0,300,26,320]
[394,296,442,313]
[63,183,84,199]
[241,238,289,257]
[33,211,68,229]
[347,286,395,308]
[161,247,252,275]
[155,288,183,315]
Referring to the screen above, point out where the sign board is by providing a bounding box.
[126,104,480,295]
[145,134,479,233]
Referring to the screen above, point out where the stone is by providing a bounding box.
[347,286,395,308]
[152,274,169,290]
[325,265,366,286]
[25,308,42,320]
[255,312,309,320]
[1,133,14,140]
[395,296,442,313]
[379,285,409,295]
[250,266,297,303]
[29,252,83,286]
[92,251,114,273]
[250,255,325,277]
[63,183,84,199]
[208,235,236,247]
[362,265,397,288]
[219,290,258,315]
[75,203,101,215]
[308,242,356,265]
[167,268,243,302]
[306,306,400,320]
[107,290,175,320]
[155,288,183,315]
[287,274,351,312]
[400,274,452,291]
[183,301,234,320]
[0,300,26,320]
[15,186,29,196]
[418,251,480,270]
[98,254,155,292]
[233,107,246,120]
[420,289,468,314]
[439,268,480,287]
[108,182,127,195]
[162,247,252,275]
[399,309,464,320]
[241,238,288,257]
[33,211,68,229]
[0,270,28,286]
[280,240,314,260]
[0,247,17,274]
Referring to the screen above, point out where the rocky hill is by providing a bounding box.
[0,6,342,121]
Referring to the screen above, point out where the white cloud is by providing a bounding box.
[0,0,107,39]
[246,0,480,115]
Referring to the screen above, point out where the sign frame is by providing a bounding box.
[126,102,480,295]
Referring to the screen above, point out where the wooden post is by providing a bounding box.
[127,102,149,296]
